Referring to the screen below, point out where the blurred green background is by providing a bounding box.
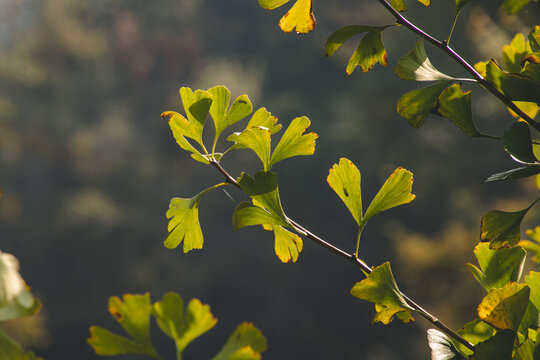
[0,0,539,358]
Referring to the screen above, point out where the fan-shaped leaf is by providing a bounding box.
[324,25,393,57]
[259,0,290,10]
[437,83,481,136]
[397,81,451,128]
[502,0,533,15]
[503,33,531,73]
[272,225,303,263]
[277,0,316,34]
[237,171,288,223]
[518,227,540,262]
[473,329,515,360]
[480,202,535,249]
[208,85,253,140]
[327,158,363,225]
[350,262,414,324]
[212,323,267,360]
[427,329,466,360]
[529,26,540,53]
[477,282,530,331]
[269,116,317,169]
[524,271,540,312]
[396,39,455,81]
[388,0,407,12]
[502,122,538,164]
[466,243,525,292]
[228,127,272,170]
[346,31,387,74]
[485,60,540,103]
[363,168,415,223]
[486,165,540,182]
[179,87,213,145]
[233,202,289,230]
[455,319,494,356]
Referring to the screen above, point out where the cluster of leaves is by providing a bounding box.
[88,292,267,360]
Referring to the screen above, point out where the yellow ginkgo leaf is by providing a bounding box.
[278,0,316,34]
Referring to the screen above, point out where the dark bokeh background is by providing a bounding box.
[0,0,539,359]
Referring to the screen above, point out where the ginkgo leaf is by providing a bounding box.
[502,122,538,164]
[259,0,290,10]
[501,0,533,15]
[514,338,540,360]
[208,85,253,140]
[327,158,363,225]
[518,227,540,263]
[524,271,540,312]
[529,26,540,53]
[437,83,481,137]
[395,39,456,81]
[277,0,316,34]
[466,243,525,292]
[346,31,387,74]
[350,262,414,324]
[232,202,289,230]
[269,116,317,169]
[484,60,540,103]
[272,225,303,263]
[480,201,536,249]
[397,81,452,128]
[477,282,530,331]
[388,0,407,12]
[179,87,213,145]
[164,183,225,253]
[324,25,393,57]
[227,127,272,170]
[454,319,494,357]
[152,293,217,355]
[212,323,267,360]
[417,0,431,5]
[363,168,415,223]
[508,101,540,122]
[486,165,540,182]
[237,171,288,224]
[502,33,531,73]
[163,111,207,163]
[245,108,282,135]
[88,294,160,358]
[473,330,515,360]
[427,329,466,360]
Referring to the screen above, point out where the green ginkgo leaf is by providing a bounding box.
[269,116,317,169]
[473,330,515,360]
[397,81,452,128]
[466,243,525,292]
[208,85,253,141]
[485,60,540,103]
[163,111,207,163]
[346,31,388,74]
[514,338,540,360]
[427,329,466,360]
[212,323,267,360]
[324,25,393,57]
[486,165,540,182]
[524,271,540,312]
[529,26,540,53]
[480,201,536,249]
[350,262,414,324]
[88,294,160,358]
[152,293,217,355]
[261,0,316,34]
[518,227,540,262]
[396,39,456,81]
[363,168,415,223]
[233,202,289,229]
[244,108,282,135]
[237,171,288,224]
[477,282,530,331]
[417,0,431,5]
[388,0,407,12]
[502,33,531,73]
[272,225,303,263]
[502,122,538,164]
[454,319,494,357]
[179,87,213,144]
[501,0,533,15]
[227,127,272,170]
[437,83,481,137]
[327,158,363,225]
[259,0,290,9]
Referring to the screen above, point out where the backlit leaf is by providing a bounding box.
[473,329,515,360]
[502,33,531,73]
[455,319,494,356]
[152,293,217,354]
[363,168,415,223]
[397,81,452,128]
[212,323,267,360]
[388,0,407,12]
[485,60,540,103]
[525,271,540,311]
[514,338,539,360]
[501,0,532,15]
[163,111,207,163]
[417,0,431,5]
[278,0,316,34]
[518,301,539,336]
[259,0,290,10]
[466,243,525,292]
[269,116,317,169]
[427,329,466,360]
[324,25,393,57]
[346,31,387,74]
[208,85,253,140]
[477,282,530,331]
[518,227,540,262]
[327,158,363,225]
[88,294,159,358]
[237,171,288,224]
[480,202,535,249]
[164,197,204,252]
[529,26,540,53]
[502,122,538,164]
[244,108,282,135]
[437,83,481,136]
[508,101,540,122]
[228,127,272,170]
[395,39,455,81]
[350,262,414,324]
[179,87,213,145]
[474,60,489,77]
[272,225,303,263]
[486,165,540,182]
[233,202,289,230]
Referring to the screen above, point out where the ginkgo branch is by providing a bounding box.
[208,158,475,352]
[377,0,540,131]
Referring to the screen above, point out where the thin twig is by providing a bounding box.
[377,0,540,131]
[209,158,475,352]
